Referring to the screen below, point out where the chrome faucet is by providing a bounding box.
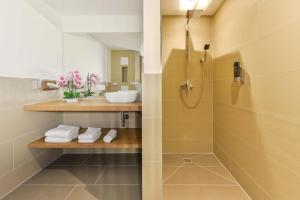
[180,80,193,92]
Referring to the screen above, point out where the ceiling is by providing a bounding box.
[42,0,143,15]
[161,0,224,16]
[91,33,143,50]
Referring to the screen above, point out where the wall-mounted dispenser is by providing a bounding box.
[233,61,243,82]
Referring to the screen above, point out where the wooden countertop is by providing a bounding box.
[24,98,142,112]
[28,128,141,149]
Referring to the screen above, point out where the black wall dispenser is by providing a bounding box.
[233,61,243,82]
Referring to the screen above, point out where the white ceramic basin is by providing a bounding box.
[104,90,138,103]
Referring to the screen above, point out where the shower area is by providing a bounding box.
[162,10,213,154]
[162,2,250,199]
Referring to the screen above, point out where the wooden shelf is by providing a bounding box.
[24,99,142,112]
[28,128,141,149]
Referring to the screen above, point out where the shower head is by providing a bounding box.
[204,44,210,50]
[186,9,203,19]
[201,44,210,63]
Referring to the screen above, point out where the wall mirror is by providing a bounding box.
[62,33,143,90]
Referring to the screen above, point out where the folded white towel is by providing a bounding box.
[45,127,73,138]
[78,134,101,143]
[78,127,102,140]
[45,125,79,138]
[58,124,80,132]
[45,135,76,143]
[45,131,78,143]
[103,129,117,143]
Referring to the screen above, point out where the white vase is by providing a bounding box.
[63,98,78,103]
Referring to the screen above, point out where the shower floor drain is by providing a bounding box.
[183,158,193,163]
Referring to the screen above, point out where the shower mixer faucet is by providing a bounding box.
[180,80,193,92]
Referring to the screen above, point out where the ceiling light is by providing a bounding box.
[179,0,213,11]
[196,0,213,10]
[179,0,198,11]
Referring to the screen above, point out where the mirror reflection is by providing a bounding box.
[62,33,143,97]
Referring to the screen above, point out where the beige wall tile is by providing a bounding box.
[213,0,258,57]
[213,103,258,147]
[13,131,48,168]
[142,74,162,119]
[0,77,62,199]
[259,114,300,176]
[164,120,212,140]
[164,100,212,122]
[143,117,162,162]
[0,108,61,141]
[163,139,212,154]
[253,73,300,122]
[63,112,141,129]
[0,140,13,177]
[240,22,300,79]
[256,0,300,38]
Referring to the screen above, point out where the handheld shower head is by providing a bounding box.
[201,44,210,63]
[204,44,210,50]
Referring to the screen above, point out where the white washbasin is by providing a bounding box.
[104,90,138,103]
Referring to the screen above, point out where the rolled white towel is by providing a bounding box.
[78,127,102,140]
[103,129,117,143]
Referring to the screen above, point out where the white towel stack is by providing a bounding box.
[78,127,102,143]
[103,129,117,143]
[45,125,79,143]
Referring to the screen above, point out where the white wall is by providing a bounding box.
[63,33,109,82]
[62,15,142,33]
[0,0,62,79]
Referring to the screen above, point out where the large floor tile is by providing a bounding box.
[163,185,249,200]
[204,166,237,183]
[83,154,142,166]
[189,155,221,166]
[25,166,105,185]
[163,166,180,181]
[163,154,184,166]
[96,166,141,184]
[2,185,73,200]
[50,154,91,166]
[164,166,237,185]
[66,185,142,200]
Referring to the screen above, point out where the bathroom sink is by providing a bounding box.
[104,90,138,103]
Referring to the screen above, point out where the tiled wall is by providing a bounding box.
[0,77,63,198]
[213,0,300,199]
[162,16,213,153]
